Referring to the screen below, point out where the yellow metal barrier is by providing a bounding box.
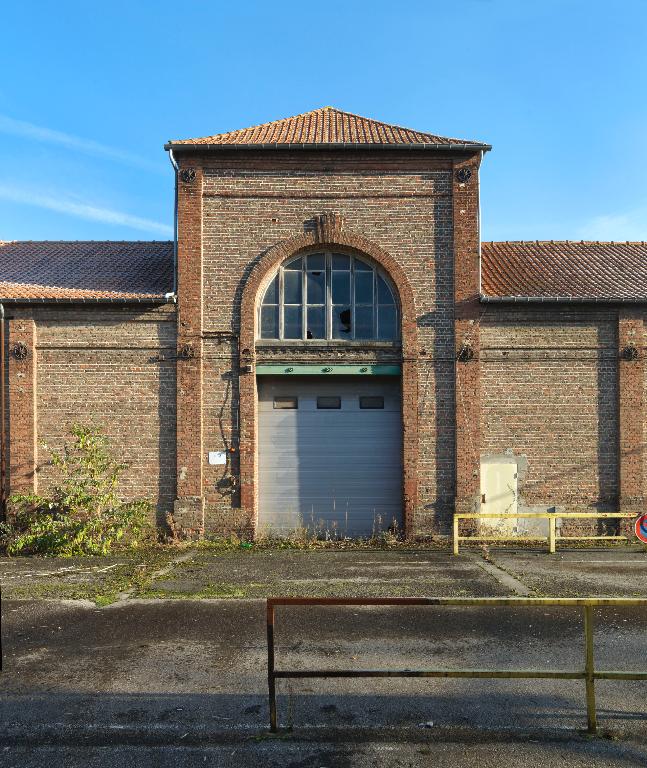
[266,596,647,734]
[453,511,637,555]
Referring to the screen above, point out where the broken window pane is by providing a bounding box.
[260,253,398,342]
[333,306,352,338]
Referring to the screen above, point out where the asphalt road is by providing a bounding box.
[2,546,647,765]
[2,595,647,766]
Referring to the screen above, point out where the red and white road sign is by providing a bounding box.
[636,514,647,544]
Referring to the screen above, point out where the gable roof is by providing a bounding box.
[166,107,491,151]
[481,241,647,302]
[0,241,174,302]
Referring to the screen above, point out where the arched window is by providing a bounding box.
[259,252,399,341]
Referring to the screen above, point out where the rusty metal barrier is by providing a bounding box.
[266,596,647,733]
[453,512,637,555]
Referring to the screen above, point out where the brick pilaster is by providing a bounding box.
[453,156,482,514]
[8,318,37,495]
[174,164,205,535]
[618,310,645,515]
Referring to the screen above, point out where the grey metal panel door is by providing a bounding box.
[258,376,402,537]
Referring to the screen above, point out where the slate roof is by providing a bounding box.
[0,241,174,301]
[481,241,647,301]
[166,106,491,150]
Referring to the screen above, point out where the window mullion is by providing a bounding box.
[302,262,306,340]
[326,251,331,340]
[279,267,284,340]
[350,255,356,340]
[374,268,378,339]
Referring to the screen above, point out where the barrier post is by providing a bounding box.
[453,515,460,556]
[549,516,557,554]
[267,601,277,732]
[584,605,597,734]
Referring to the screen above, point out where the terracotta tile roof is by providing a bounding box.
[166,106,490,150]
[481,241,647,301]
[0,241,174,301]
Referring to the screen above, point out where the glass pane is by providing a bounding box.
[274,396,298,409]
[355,271,374,304]
[354,258,372,271]
[284,257,303,270]
[332,305,352,338]
[377,274,394,304]
[317,396,341,410]
[378,305,397,340]
[260,305,278,338]
[306,306,325,339]
[332,272,350,304]
[354,305,374,339]
[262,274,279,305]
[307,271,325,304]
[331,254,350,270]
[284,305,303,339]
[284,270,302,304]
[360,396,384,409]
[307,253,325,270]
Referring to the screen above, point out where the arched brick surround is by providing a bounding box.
[238,221,419,537]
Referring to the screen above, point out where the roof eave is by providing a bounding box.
[480,294,647,304]
[0,295,177,305]
[164,141,492,153]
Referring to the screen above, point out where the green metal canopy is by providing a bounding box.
[255,364,401,376]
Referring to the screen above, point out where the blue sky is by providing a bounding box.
[1,0,646,242]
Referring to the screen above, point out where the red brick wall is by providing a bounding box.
[172,149,481,536]
[480,307,619,509]
[619,310,645,510]
[7,318,37,494]
[6,305,176,524]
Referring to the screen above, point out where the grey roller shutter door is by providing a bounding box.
[258,377,402,537]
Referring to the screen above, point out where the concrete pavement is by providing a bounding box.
[1,546,647,765]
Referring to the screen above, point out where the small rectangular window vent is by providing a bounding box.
[317,396,341,409]
[273,396,298,409]
[360,396,384,409]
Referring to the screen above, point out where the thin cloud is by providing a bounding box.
[0,114,166,174]
[578,203,647,242]
[0,183,173,237]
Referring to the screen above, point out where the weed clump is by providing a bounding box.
[0,424,153,556]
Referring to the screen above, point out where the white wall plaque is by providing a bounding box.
[208,451,227,466]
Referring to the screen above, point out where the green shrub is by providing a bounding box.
[0,424,153,556]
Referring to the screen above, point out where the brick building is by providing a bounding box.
[1,107,646,539]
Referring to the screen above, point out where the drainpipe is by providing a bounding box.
[478,150,483,296]
[0,301,5,518]
[168,149,179,295]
